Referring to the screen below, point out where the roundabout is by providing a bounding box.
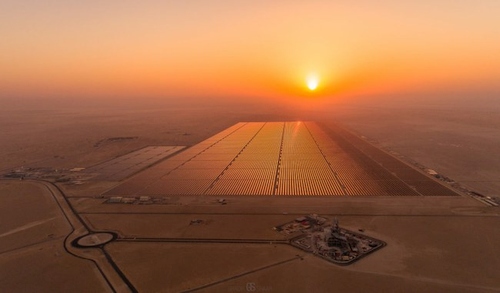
[72,232,117,248]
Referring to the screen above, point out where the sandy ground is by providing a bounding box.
[92,205,500,292]
[0,181,70,253]
[0,181,112,293]
[204,252,498,293]
[105,242,301,293]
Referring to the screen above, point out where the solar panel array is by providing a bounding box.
[104,122,458,196]
[85,146,185,181]
[321,123,460,196]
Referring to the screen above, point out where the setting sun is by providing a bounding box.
[307,75,319,91]
[1,2,499,101]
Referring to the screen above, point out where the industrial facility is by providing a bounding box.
[275,215,385,265]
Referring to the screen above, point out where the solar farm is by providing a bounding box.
[104,122,458,197]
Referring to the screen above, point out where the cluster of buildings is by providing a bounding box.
[275,215,385,265]
[307,219,384,264]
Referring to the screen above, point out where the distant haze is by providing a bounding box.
[1,0,500,103]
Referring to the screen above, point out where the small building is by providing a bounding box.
[122,197,136,204]
[108,196,123,203]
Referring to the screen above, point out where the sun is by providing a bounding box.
[306,75,319,91]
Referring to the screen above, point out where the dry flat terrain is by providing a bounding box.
[0,181,111,293]
[1,97,499,292]
[330,99,500,197]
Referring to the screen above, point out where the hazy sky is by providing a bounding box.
[1,1,499,102]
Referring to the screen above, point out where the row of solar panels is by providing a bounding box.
[85,146,185,181]
[108,177,420,196]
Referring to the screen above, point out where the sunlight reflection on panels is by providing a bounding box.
[235,153,279,160]
[229,160,278,169]
[242,148,281,154]
[276,180,345,196]
[206,180,275,195]
[219,168,276,180]
[280,153,325,161]
[279,168,337,180]
[103,121,458,197]
[280,160,330,169]
[140,180,213,195]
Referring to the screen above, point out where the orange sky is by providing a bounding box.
[1,1,500,102]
